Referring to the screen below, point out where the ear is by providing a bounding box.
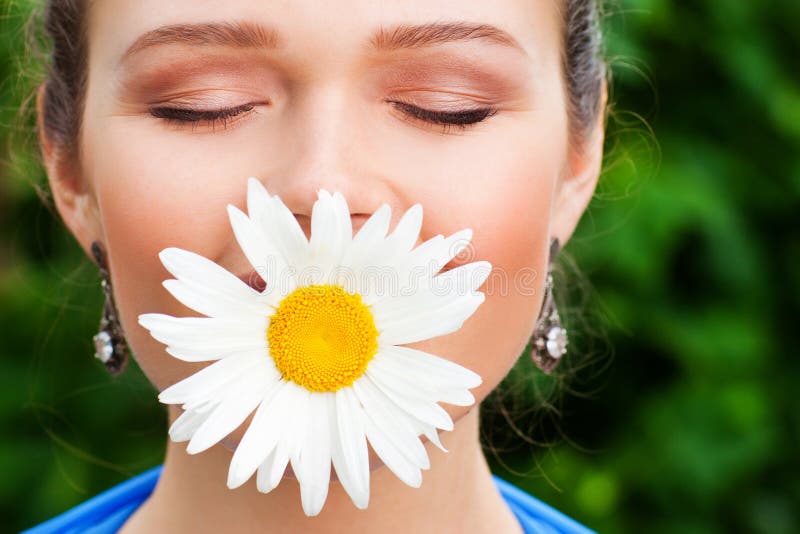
[36,83,103,259]
[550,81,607,246]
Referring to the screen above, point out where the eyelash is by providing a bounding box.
[388,101,498,134]
[149,103,258,132]
[149,101,498,134]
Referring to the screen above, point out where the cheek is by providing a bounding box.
[83,118,257,390]
[409,193,553,416]
[406,115,566,415]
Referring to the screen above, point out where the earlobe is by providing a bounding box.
[36,83,102,259]
[550,81,608,246]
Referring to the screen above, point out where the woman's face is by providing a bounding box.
[44,0,602,432]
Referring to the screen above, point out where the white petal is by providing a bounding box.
[363,414,422,488]
[331,387,370,509]
[308,191,335,262]
[425,228,473,274]
[332,191,353,248]
[246,177,272,226]
[168,408,210,443]
[267,194,309,267]
[186,367,271,454]
[245,178,305,292]
[325,394,353,499]
[415,420,448,452]
[409,228,469,267]
[372,229,480,309]
[434,259,493,292]
[138,313,267,361]
[227,205,288,291]
[349,208,424,299]
[307,190,351,284]
[158,247,259,302]
[353,204,392,248]
[138,312,265,340]
[369,260,492,326]
[368,357,475,407]
[404,233,443,264]
[227,380,290,489]
[370,347,481,392]
[376,292,485,346]
[286,385,311,465]
[158,351,265,405]
[352,377,429,470]
[184,398,220,415]
[358,236,446,308]
[297,392,332,516]
[385,203,423,255]
[161,278,274,319]
[257,403,300,494]
[346,256,400,305]
[338,205,395,294]
[309,190,334,252]
[162,344,265,364]
[366,367,454,431]
[256,446,289,494]
[254,383,308,494]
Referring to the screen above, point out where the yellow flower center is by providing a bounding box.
[267,284,379,392]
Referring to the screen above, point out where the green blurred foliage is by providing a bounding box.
[1,0,798,532]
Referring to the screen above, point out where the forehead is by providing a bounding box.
[88,0,562,75]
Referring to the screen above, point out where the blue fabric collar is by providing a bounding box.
[23,465,595,533]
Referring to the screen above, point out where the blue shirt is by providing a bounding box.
[23,466,596,533]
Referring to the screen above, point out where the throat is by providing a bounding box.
[119,408,522,534]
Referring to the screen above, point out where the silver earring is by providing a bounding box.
[91,241,129,375]
[531,237,568,374]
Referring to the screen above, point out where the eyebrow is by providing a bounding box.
[118,20,528,66]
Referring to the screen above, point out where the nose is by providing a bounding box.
[258,86,394,240]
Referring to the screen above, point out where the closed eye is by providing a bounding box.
[148,101,498,134]
[148,102,261,131]
[388,101,498,134]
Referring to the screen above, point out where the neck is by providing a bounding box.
[124,406,522,533]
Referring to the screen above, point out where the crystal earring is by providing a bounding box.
[531,237,568,374]
[91,241,129,375]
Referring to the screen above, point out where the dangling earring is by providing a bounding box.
[91,241,129,375]
[531,237,568,374]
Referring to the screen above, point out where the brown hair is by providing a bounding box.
[30,0,609,163]
[35,0,88,162]
[562,0,608,150]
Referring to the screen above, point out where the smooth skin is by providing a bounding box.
[37,0,605,532]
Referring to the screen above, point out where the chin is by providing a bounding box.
[209,402,478,482]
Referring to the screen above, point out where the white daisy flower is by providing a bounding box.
[138,177,492,516]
